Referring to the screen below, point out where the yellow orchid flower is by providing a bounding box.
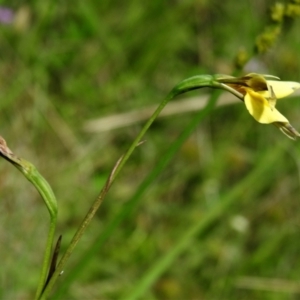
[217,73,300,139]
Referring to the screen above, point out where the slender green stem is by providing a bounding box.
[41,75,222,298]
[111,94,173,182]
[52,90,222,300]
[41,91,175,299]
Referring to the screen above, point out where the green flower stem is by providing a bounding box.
[109,75,225,182]
[41,74,227,298]
[52,89,222,300]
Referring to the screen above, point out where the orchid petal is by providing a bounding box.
[259,81,300,99]
[244,89,288,124]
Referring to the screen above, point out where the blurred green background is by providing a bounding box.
[1,0,300,299]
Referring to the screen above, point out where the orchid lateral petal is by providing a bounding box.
[259,81,300,99]
[244,89,288,124]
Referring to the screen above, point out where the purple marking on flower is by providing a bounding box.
[0,7,14,24]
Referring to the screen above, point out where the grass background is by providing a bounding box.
[1,0,300,299]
